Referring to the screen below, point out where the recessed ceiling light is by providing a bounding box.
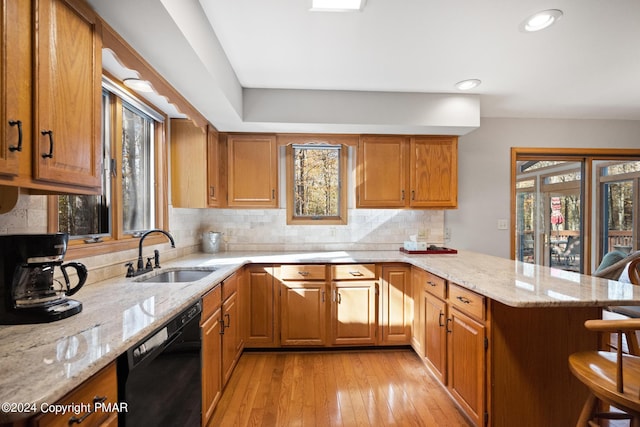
[310,0,366,12]
[521,9,563,32]
[455,79,481,91]
[123,78,153,93]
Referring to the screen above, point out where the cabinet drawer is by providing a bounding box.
[332,264,376,280]
[222,274,238,301]
[33,363,118,427]
[202,285,222,321]
[280,264,326,280]
[449,283,485,321]
[423,271,447,300]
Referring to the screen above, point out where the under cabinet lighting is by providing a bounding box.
[123,78,154,93]
[455,79,481,91]
[521,9,563,32]
[310,0,366,12]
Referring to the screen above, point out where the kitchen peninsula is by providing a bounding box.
[1,250,638,426]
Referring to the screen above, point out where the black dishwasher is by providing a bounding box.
[118,301,202,427]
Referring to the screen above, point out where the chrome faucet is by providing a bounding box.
[125,229,176,277]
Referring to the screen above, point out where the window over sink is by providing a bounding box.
[49,76,168,253]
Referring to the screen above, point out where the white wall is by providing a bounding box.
[449,117,640,258]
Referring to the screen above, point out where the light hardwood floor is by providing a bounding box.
[209,349,471,426]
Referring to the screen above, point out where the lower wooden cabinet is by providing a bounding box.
[424,289,447,384]
[201,286,222,427]
[31,362,118,427]
[331,280,377,345]
[280,280,327,346]
[242,265,278,348]
[380,264,412,345]
[221,273,243,385]
[447,306,486,426]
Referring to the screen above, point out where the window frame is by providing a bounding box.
[280,134,357,226]
[47,75,169,258]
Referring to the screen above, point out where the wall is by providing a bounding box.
[450,117,640,259]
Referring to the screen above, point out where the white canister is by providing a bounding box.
[202,231,222,253]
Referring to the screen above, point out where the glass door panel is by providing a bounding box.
[515,160,584,273]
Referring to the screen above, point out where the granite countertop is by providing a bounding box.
[1,249,638,422]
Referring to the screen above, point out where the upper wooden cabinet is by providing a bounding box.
[171,119,223,208]
[0,0,102,193]
[357,135,458,209]
[226,134,278,208]
[409,136,458,208]
[33,0,102,189]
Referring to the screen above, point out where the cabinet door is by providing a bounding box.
[207,125,222,207]
[411,267,426,356]
[447,307,486,427]
[331,281,377,345]
[357,135,408,207]
[201,306,222,426]
[0,0,31,177]
[171,119,208,208]
[32,362,117,427]
[380,264,411,345]
[34,0,102,189]
[280,281,327,346]
[409,136,458,208]
[221,290,241,386]
[424,291,447,384]
[227,134,277,207]
[243,265,277,347]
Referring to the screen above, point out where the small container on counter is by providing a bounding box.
[202,231,222,253]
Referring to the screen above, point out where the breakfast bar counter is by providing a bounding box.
[1,250,638,425]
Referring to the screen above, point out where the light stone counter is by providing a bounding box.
[1,249,638,422]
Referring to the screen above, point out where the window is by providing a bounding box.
[50,77,168,253]
[285,143,348,225]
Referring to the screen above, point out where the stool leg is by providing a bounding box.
[577,394,598,427]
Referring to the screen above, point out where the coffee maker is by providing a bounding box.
[0,233,88,324]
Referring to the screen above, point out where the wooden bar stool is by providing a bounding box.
[569,318,640,426]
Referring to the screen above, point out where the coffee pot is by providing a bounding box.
[0,233,88,324]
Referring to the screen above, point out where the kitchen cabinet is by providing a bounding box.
[221,272,243,386]
[423,276,448,385]
[242,265,278,348]
[356,135,457,209]
[201,286,222,427]
[0,0,31,178]
[357,135,407,207]
[446,283,486,427]
[380,264,411,345]
[170,119,222,208]
[0,0,102,193]
[331,264,378,346]
[279,265,327,346]
[31,362,118,427]
[411,267,425,356]
[226,134,278,208]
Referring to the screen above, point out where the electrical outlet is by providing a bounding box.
[497,219,509,230]
[444,227,451,241]
[418,229,427,238]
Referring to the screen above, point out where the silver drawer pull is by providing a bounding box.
[297,271,309,277]
[456,296,472,304]
[349,271,363,276]
[427,281,437,287]
[68,396,107,424]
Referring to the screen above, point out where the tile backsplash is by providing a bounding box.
[199,208,444,252]
[0,192,444,283]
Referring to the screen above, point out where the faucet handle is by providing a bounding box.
[154,249,161,269]
[125,262,135,278]
[145,257,153,270]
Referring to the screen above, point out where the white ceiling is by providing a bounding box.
[89,0,640,134]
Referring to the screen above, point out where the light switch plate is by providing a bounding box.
[497,219,508,230]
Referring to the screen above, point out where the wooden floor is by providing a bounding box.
[209,349,471,427]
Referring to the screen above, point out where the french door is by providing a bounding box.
[513,149,640,275]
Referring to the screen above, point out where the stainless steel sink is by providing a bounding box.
[135,268,217,283]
